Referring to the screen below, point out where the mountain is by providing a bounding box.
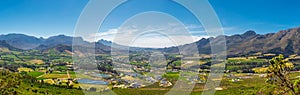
[0,34,111,53]
[43,35,89,46]
[95,41,112,54]
[98,39,113,47]
[225,27,300,56]
[0,40,22,51]
[1,27,300,56]
[0,34,43,50]
[37,36,111,54]
[97,39,130,49]
[162,27,300,56]
[35,35,93,52]
[97,39,151,52]
[0,34,91,50]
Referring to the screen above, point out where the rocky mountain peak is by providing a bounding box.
[242,30,256,36]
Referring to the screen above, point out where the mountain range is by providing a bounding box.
[0,34,116,54]
[0,27,300,56]
[171,27,300,56]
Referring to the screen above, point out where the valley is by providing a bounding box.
[1,27,300,95]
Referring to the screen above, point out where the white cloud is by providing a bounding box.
[91,24,212,48]
[97,29,118,37]
[82,24,233,48]
[82,11,234,48]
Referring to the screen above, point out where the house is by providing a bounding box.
[226,74,235,78]
[259,74,267,78]
[145,76,157,83]
[188,76,201,84]
[154,75,162,80]
[215,87,223,90]
[111,78,123,84]
[129,82,145,88]
[159,79,172,87]
[113,84,128,88]
[124,72,139,77]
[231,78,240,82]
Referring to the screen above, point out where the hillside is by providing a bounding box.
[0,34,111,54]
[0,34,42,50]
[225,27,300,56]
[0,40,22,51]
[162,27,300,56]
[0,27,300,55]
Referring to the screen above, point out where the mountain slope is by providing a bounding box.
[43,35,89,46]
[225,27,300,56]
[0,34,111,54]
[1,27,300,56]
[0,34,43,50]
[0,40,22,51]
[168,27,300,56]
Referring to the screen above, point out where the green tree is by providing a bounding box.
[0,70,22,95]
[262,54,298,95]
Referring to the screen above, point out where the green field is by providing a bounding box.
[109,73,267,95]
[27,71,44,78]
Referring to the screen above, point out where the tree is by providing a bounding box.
[262,54,298,95]
[0,70,22,95]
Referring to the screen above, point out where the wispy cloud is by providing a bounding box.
[85,24,215,48]
[82,24,235,48]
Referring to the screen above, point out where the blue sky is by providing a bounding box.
[0,0,300,47]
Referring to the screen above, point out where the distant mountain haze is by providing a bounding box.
[0,34,91,49]
[0,34,43,50]
[0,40,22,51]
[0,27,299,56]
[165,27,300,56]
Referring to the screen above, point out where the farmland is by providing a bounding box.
[1,47,300,95]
